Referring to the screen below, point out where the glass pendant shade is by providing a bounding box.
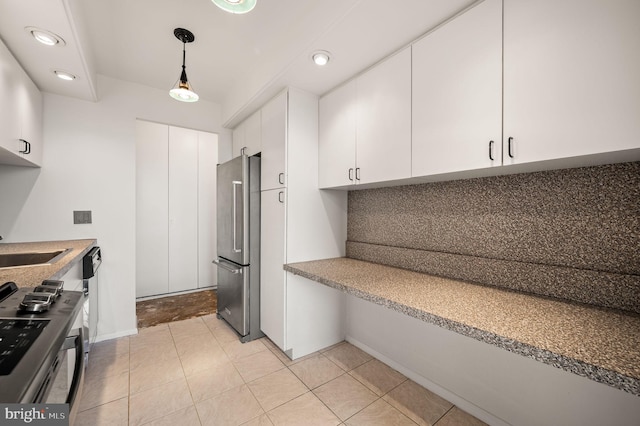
[212,0,257,14]
[170,68,199,102]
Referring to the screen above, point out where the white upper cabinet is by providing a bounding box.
[261,91,287,190]
[412,0,502,177]
[232,110,261,158]
[356,47,412,185]
[319,47,411,188]
[503,0,640,165]
[17,72,43,166]
[318,80,356,188]
[0,37,43,167]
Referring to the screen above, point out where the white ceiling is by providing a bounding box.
[0,0,477,127]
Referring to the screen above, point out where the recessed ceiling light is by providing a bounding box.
[25,27,65,47]
[312,51,331,66]
[211,0,257,14]
[54,70,76,81]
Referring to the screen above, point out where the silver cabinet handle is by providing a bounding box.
[278,173,285,185]
[213,260,242,274]
[232,181,242,253]
[508,137,514,158]
[489,140,494,161]
[348,168,354,181]
[240,146,247,156]
[278,191,284,203]
[355,167,361,181]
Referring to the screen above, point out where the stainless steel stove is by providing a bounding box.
[0,281,84,422]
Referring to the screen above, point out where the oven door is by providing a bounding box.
[35,327,85,424]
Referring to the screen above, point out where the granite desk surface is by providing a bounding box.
[284,257,640,396]
[0,239,97,288]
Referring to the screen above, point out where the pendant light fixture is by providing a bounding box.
[212,0,257,14]
[169,28,199,103]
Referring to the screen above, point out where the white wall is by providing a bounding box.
[0,75,231,340]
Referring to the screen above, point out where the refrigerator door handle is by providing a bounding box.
[213,259,242,274]
[232,180,242,253]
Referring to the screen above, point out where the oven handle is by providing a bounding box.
[66,328,85,423]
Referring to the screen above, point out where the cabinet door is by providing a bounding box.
[244,110,262,156]
[135,121,169,297]
[504,0,640,165]
[18,72,43,166]
[232,110,262,158]
[260,188,287,349]
[356,47,411,184]
[168,126,199,293]
[0,38,25,163]
[232,122,245,158]
[318,80,357,188]
[261,91,287,190]
[198,131,218,288]
[412,0,502,177]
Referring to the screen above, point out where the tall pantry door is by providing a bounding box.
[135,121,169,297]
[168,126,199,293]
[198,131,218,288]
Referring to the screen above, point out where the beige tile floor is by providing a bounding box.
[76,315,486,426]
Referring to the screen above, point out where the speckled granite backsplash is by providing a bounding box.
[346,162,640,313]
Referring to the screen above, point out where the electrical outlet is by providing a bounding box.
[73,210,92,224]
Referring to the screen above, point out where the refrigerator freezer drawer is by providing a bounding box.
[216,258,249,336]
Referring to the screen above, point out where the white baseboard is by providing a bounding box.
[135,286,215,302]
[346,336,509,426]
[95,328,138,342]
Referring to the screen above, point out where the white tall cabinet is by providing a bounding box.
[257,89,347,357]
[136,120,218,298]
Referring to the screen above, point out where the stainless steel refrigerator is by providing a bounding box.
[215,154,263,342]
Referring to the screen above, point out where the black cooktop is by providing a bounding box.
[0,318,50,375]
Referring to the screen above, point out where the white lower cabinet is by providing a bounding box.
[260,188,286,348]
[135,120,218,298]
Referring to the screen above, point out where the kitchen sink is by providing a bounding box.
[0,250,69,269]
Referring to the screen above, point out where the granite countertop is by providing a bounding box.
[0,239,97,288]
[284,257,640,396]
